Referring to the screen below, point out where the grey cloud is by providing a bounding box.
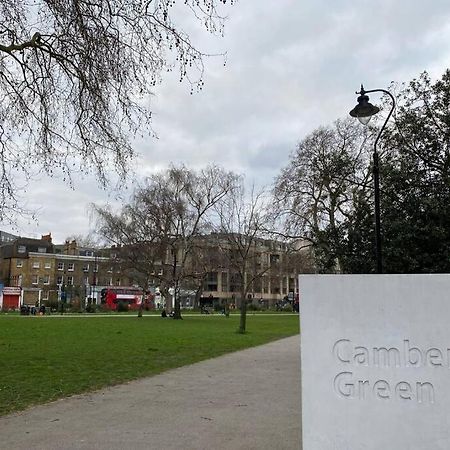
[5,0,450,241]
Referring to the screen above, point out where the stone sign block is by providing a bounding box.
[300,274,450,450]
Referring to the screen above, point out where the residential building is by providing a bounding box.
[0,235,132,307]
[0,231,312,309]
[0,230,19,243]
[196,234,312,308]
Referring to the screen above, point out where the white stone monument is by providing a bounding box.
[300,274,450,450]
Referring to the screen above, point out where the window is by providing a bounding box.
[42,290,49,300]
[68,263,74,271]
[82,264,89,272]
[85,250,93,257]
[283,278,289,295]
[93,264,98,273]
[57,276,63,285]
[107,266,113,273]
[262,276,269,294]
[115,278,121,286]
[37,247,46,253]
[32,261,40,269]
[221,272,228,292]
[203,272,218,292]
[253,277,262,294]
[289,277,295,292]
[84,277,89,285]
[158,268,163,276]
[57,262,64,271]
[230,273,243,293]
[16,260,23,268]
[31,275,38,285]
[270,254,280,264]
[67,276,74,286]
[18,245,26,253]
[43,275,50,285]
[271,276,280,294]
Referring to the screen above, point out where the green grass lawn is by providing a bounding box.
[0,314,299,416]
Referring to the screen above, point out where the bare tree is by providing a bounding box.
[92,201,166,316]
[214,184,272,333]
[0,0,235,219]
[273,118,373,272]
[94,164,238,318]
[182,237,227,309]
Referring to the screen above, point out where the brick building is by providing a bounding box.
[0,234,132,307]
[0,231,312,310]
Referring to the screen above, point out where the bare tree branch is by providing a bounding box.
[0,0,235,220]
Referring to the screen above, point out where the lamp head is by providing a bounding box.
[349,85,380,125]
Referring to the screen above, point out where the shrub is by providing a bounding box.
[68,299,81,312]
[247,303,261,311]
[85,304,97,313]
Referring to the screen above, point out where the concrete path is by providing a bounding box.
[0,335,301,450]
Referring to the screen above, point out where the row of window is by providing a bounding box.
[16,260,101,272]
[16,259,166,275]
[202,271,296,294]
[29,275,122,286]
[150,269,164,276]
[29,275,75,285]
[17,260,52,269]
[31,275,51,285]
[16,246,99,257]
[17,245,47,254]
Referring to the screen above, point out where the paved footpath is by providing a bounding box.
[0,336,301,450]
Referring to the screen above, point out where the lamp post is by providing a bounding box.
[349,85,395,274]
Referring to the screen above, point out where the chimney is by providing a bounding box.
[69,239,78,255]
[41,233,52,243]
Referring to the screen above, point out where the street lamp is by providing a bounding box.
[350,85,395,274]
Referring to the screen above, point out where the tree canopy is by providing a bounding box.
[94,164,237,318]
[214,185,273,332]
[273,118,373,272]
[374,71,450,273]
[275,70,450,274]
[0,0,234,220]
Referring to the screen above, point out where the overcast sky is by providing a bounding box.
[5,0,450,243]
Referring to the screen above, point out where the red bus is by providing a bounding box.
[100,286,144,310]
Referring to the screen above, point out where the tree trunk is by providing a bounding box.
[164,290,172,314]
[171,251,182,319]
[238,292,247,333]
[137,295,144,318]
[137,282,148,318]
[173,285,182,319]
[194,285,203,309]
[224,298,230,318]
